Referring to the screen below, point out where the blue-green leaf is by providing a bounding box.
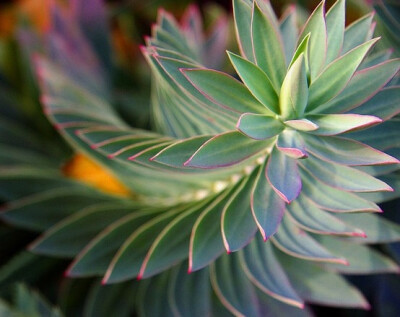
[325,0,345,64]
[233,0,254,62]
[276,130,308,159]
[342,12,375,54]
[228,51,279,114]
[266,147,301,203]
[237,113,284,140]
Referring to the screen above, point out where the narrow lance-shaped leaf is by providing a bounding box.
[286,194,366,236]
[297,0,327,80]
[272,216,348,264]
[307,38,380,112]
[342,12,375,54]
[307,114,382,136]
[299,154,393,192]
[266,147,302,203]
[184,130,272,169]
[302,134,399,166]
[279,53,308,119]
[239,238,304,308]
[228,51,279,114]
[236,113,284,140]
[279,6,299,67]
[251,160,286,241]
[252,0,286,91]
[181,68,267,114]
[233,0,254,62]
[317,59,400,114]
[276,129,308,159]
[221,170,258,253]
[325,0,345,64]
[288,34,310,74]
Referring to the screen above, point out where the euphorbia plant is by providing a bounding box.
[1,0,400,315]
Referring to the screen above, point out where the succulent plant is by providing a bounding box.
[1,0,400,316]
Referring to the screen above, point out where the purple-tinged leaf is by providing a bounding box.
[211,253,261,317]
[297,1,327,80]
[276,130,307,159]
[272,216,348,264]
[150,135,211,167]
[317,59,400,114]
[284,119,319,131]
[342,12,375,54]
[299,154,393,192]
[189,187,236,273]
[204,15,229,69]
[300,169,382,213]
[279,5,298,67]
[302,134,399,166]
[182,68,267,114]
[233,0,254,62]
[236,113,284,140]
[184,131,272,169]
[317,236,400,275]
[266,148,302,203]
[240,239,303,308]
[325,0,345,64]
[227,51,279,114]
[277,252,370,309]
[251,161,285,241]
[286,194,365,236]
[221,170,258,253]
[335,213,400,244]
[252,0,286,91]
[279,54,309,119]
[350,86,400,121]
[307,38,380,112]
[307,114,382,136]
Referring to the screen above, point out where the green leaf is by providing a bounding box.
[266,147,301,203]
[137,273,175,317]
[297,1,327,80]
[325,0,345,64]
[277,252,370,309]
[342,12,375,54]
[151,135,211,167]
[221,171,258,253]
[307,38,379,112]
[272,216,347,264]
[29,203,133,257]
[317,236,400,274]
[284,119,318,131]
[138,198,211,279]
[1,188,118,231]
[228,52,279,114]
[236,113,284,140]
[233,0,254,62]
[335,213,400,244]
[286,195,365,236]
[189,188,235,272]
[182,69,267,114]
[211,253,260,316]
[288,34,310,70]
[184,131,272,168]
[103,205,185,283]
[276,130,308,159]
[169,264,211,317]
[302,134,399,166]
[352,86,400,120]
[308,114,382,136]
[279,54,308,119]
[299,154,392,192]
[300,169,382,212]
[240,239,303,308]
[279,6,299,67]
[67,212,157,277]
[317,59,400,114]
[251,161,285,241]
[252,0,286,91]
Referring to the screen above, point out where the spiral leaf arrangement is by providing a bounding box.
[1,0,400,315]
